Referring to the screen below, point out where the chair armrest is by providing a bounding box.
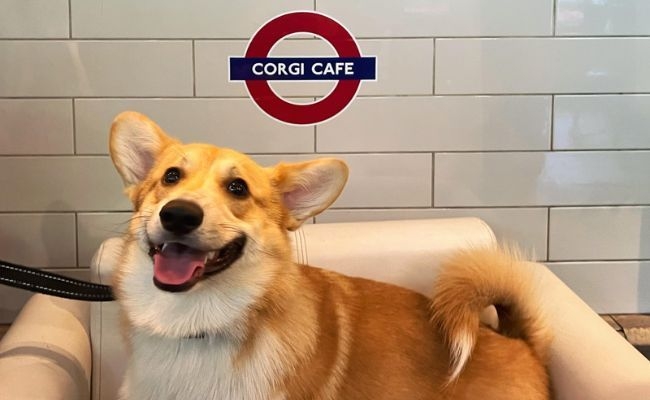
[531,261,650,400]
[293,217,496,295]
[0,294,91,400]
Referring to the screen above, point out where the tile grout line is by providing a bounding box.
[540,258,650,264]
[6,93,650,99]
[71,99,77,154]
[6,149,650,158]
[546,207,551,261]
[5,35,650,41]
[431,152,435,207]
[552,0,558,36]
[329,204,650,210]
[550,95,555,150]
[67,0,72,39]
[6,94,650,100]
[3,205,650,214]
[192,40,197,97]
[74,212,79,267]
[314,97,318,153]
[432,38,436,95]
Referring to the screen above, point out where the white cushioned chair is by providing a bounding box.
[1,218,649,399]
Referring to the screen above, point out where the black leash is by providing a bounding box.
[0,258,115,301]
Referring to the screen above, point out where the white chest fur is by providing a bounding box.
[120,330,287,400]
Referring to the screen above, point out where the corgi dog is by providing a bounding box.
[109,111,551,400]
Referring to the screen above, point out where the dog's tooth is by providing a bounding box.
[161,243,169,252]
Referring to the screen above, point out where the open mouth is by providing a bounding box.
[148,235,247,292]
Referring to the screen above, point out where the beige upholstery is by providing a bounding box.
[0,295,90,400]
[1,218,649,399]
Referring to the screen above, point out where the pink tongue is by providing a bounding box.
[153,243,208,285]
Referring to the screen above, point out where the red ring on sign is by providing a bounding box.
[245,12,361,125]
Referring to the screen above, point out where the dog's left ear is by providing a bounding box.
[272,158,349,230]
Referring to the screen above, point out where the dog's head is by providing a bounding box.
[109,111,348,337]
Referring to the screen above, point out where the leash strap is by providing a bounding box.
[0,259,115,301]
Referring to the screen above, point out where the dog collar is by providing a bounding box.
[185,333,207,339]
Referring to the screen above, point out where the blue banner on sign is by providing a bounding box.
[229,57,376,81]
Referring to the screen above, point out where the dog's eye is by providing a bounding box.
[227,178,249,198]
[162,167,182,185]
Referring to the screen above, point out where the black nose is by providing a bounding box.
[159,200,204,235]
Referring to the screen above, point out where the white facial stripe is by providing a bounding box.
[448,330,475,382]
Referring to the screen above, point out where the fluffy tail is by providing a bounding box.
[430,246,550,381]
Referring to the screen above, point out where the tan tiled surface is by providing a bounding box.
[612,315,650,345]
[0,324,9,341]
[601,315,623,333]
[605,314,650,359]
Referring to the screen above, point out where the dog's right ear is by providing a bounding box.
[109,111,177,187]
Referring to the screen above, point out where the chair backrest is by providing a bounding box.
[89,217,496,400]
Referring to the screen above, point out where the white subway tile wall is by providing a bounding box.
[0,0,69,39]
[0,157,128,212]
[547,261,650,314]
[70,0,312,39]
[556,0,650,36]
[434,151,650,207]
[554,95,650,150]
[76,212,132,267]
[317,208,549,260]
[435,38,650,94]
[318,96,551,152]
[549,207,650,261]
[0,0,648,319]
[74,99,314,154]
[317,0,553,37]
[0,214,76,267]
[0,41,194,97]
[0,99,74,154]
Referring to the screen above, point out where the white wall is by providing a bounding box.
[1,0,649,321]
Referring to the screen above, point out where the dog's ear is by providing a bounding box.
[272,158,349,230]
[109,111,177,187]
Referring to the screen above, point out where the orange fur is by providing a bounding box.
[110,111,551,400]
